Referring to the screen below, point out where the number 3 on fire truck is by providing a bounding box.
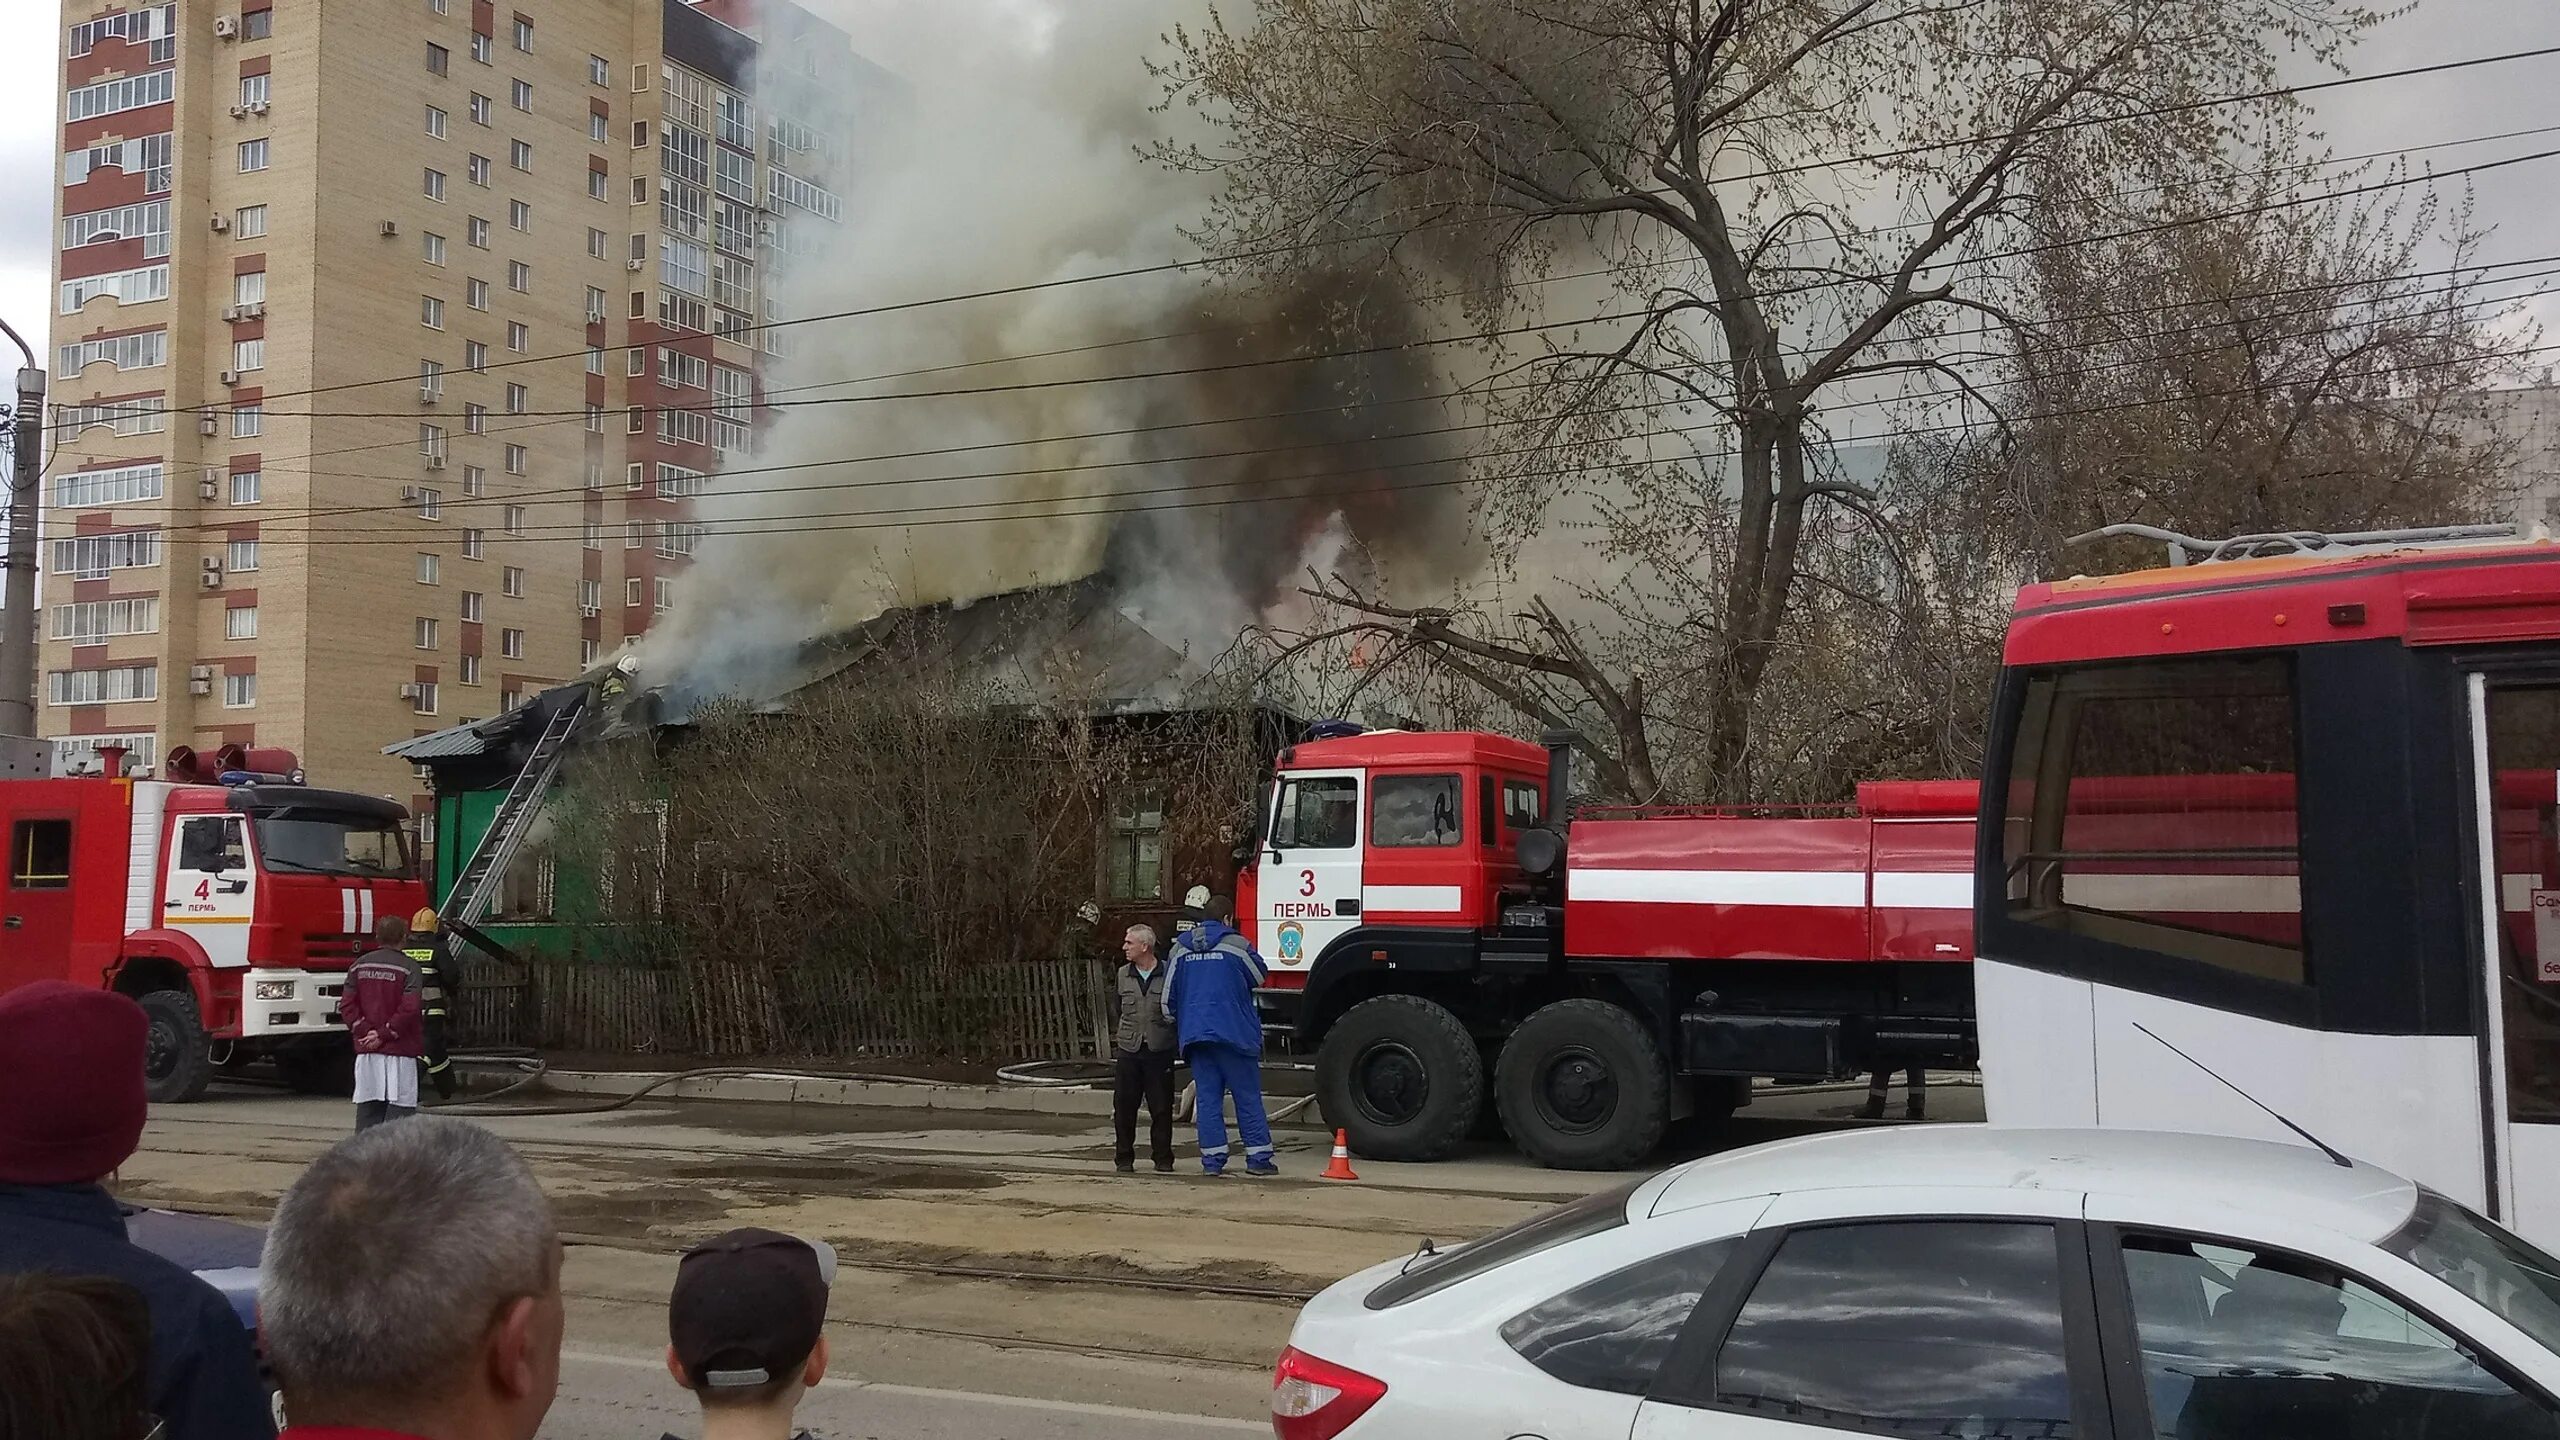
[1299,869,1315,897]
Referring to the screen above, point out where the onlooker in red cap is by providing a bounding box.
[663,1228,835,1440]
[0,1272,159,1440]
[0,980,276,1440]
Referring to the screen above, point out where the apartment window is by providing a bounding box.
[625,521,642,548]
[416,552,441,584]
[501,628,525,659]
[461,529,484,558]
[504,506,527,535]
[589,54,610,86]
[512,15,532,51]
[581,638,600,666]
[465,340,487,371]
[585,285,607,321]
[227,539,261,572]
[588,168,608,200]
[462,465,485,496]
[414,487,443,519]
[590,113,609,145]
[626,577,643,605]
[416,617,440,649]
[468,153,491,186]
[427,42,450,75]
[460,654,482,685]
[225,605,258,640]
[632,121,650,148]
[243,9,271,39]
[55,465,163,511]
[507,260,530,291]
[229,471,261,505]
[234,271,266,305]
[423,231,447,264]
[504,444,526,474]
[231,405,262,438]
[431,0,448,13]
[506,321,527,352]
[463,403,486,434]
[231,338,262,372]
[466,277,488,309]
[584,403,604,433]
[512,140,534,173]
[58,264,170,312]
[629,232,647,263]
[236,138,268,172]
[242,74,271,108]
[633,62,649,91]
[461,591,484,621]
[587,227,608,259]
[421,295,444,328]
[586,346,605,376]
[420,359,444,401]
[500,383,522,415]
[512,79,532,111]
[630,176,649,205]
[626,407,644,434]
[419,422,446,459]
[470,31,492,63]
[580,578,602,609]
[223,672,257,709]
[412,681,439,715]
[653,578,672,612]
[508,199,530,231]
[46,666,156,707]
[235,204,267,237]
[625,463,645,491]
[626,349,645,377]
[51,598,159,643]
[425,104,448,138]
[467,216,489,246]
[502,565,525,597]
[470,92,492,125]
[423,168,447,201]
[582,521,602,550]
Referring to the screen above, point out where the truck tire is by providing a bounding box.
[1496,999,1671,1170]
[1317,996,1483,1162]
[139,987,214,1105]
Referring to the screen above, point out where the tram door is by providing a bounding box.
[2468,676,2560,1241]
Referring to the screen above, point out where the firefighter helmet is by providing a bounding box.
[411,907,440,933]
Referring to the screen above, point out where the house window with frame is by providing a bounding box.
[461,528,483,558]
[501,627,525,659]
[237,138,268,172]
[460,654,482,685]
[461,590,484,621]
[471,30,492,63]
[502,564,525,596]
[222,671,257,708]
[242,74,271,108]
[1106,790,1165,901]
[242,8,271,38]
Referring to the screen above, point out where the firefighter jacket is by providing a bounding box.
[340,945,425,1058]
[1111,962,1176,1054]
[407,942,452,1073]
[1165,920,1267,1055]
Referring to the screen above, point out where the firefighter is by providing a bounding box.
[1058,900,1103,964]
[408,907,457,1101]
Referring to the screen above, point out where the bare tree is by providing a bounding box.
[1153,0,2392,798]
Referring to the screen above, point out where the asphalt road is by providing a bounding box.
[540,1349,1264,1440]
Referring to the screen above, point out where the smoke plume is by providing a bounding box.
[644,0,1483,700]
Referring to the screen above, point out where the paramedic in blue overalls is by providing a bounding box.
[1165,894,1278,1176]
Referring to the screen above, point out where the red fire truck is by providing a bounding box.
[1239,730,1984,1169]
[0,744,427,1103]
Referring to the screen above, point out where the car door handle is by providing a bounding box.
[165,900,183,909]
[1336,898,1361,917]
[4,916,20,930]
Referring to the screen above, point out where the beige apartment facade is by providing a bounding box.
[46,0,863,809]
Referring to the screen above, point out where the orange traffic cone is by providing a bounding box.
[1321,1129,1360,1182]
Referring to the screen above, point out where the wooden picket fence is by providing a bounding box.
[452,950,1109,1062]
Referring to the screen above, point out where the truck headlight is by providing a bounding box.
[254,980,297,1001]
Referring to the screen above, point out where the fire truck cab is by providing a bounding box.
[1974,524,2560,1252]
[0,745,426,1103]
[1244,730,1979,1168]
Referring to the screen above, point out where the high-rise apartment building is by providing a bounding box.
[45,0,868,805]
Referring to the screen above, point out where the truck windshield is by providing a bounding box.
[2382,1188,2560,1355]
[255,815,411,877]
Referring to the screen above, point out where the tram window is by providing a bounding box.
[2003,655,2305,986]
[2482,684,2560,1126]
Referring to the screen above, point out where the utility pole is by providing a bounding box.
[0,319,42,739]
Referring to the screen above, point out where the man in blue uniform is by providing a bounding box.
[1165,895,1277,1176]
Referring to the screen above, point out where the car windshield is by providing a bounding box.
[2382,1188,2560,1355]
[255,815,411,877]
[1365,1178,1641,1309]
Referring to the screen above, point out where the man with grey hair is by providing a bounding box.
[262,1116,564,1440]
[1109,923,1178,1173]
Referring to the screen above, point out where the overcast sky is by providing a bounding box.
[4,1,2556,379]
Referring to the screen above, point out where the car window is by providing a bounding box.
[1372,774,1462,847]
[2385,1189,2560,1357]
[2120,1231,2560,1439]
[1502,1237,1737,1395]
[1710,1221,2077,1438]
[1366,1179,1639,1310]
[1273,777,1358,850]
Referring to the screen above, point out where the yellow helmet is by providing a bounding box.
[411,908,440,933]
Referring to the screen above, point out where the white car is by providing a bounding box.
[1273,1126,2560,1440]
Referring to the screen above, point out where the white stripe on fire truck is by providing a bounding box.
[1581,870,2550,916]
[360,889,375,934]
[1871,872,1973,911]
[1365,885,1464,913]
[341,889,358,934]
[1573,869,1867,908]
[127,782,167,933]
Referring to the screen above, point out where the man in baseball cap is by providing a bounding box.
[0,981,275,1438]
[664,1228,835,1440]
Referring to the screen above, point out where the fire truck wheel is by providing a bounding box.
[137,988,214,1105]
[1317,995,1485,1162]
[1495,999,1670,1170]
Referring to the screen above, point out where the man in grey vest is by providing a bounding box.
[1109,924,1178,1173]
